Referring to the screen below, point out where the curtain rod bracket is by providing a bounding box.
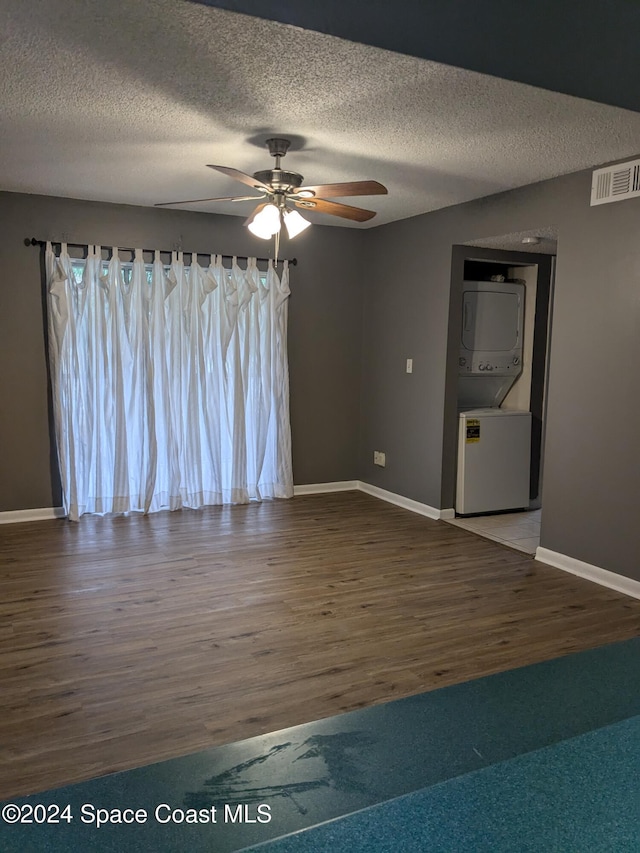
[24,237,297,265]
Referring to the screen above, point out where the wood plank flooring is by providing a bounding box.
[1,491,639,800]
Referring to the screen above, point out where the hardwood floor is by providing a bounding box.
[1,491,639,800]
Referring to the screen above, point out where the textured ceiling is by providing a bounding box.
[2,0,640,228]
[197,0,640,113]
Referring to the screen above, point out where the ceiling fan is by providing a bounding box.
[156,138,388,246]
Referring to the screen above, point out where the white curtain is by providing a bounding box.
[46,243,293,521]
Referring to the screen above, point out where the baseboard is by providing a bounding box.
[535,547,640,601]
[293,481,359,496]
[0,487,452,525]
[357,481,451,520]
[0,507,66,524]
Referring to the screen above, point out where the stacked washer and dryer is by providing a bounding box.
[456,281,531,515]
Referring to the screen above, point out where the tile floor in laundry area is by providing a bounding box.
[447,508,541,554]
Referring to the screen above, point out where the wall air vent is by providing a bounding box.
[591,158,640,205]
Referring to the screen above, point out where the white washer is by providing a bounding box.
[456,408,531,515]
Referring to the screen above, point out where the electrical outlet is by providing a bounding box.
[373,451,386,467]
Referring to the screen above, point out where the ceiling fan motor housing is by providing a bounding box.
[254,138,303,195]
[253,169,304,193]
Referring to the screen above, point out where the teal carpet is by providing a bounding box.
[1,637,639,852]
[245,715,640,852]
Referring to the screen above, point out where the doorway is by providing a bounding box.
[442,242,556,554]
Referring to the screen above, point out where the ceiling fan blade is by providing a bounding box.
[207,164,272,193]
[155,195,262,207]
[294,180,388,199]
[294,197,377,222]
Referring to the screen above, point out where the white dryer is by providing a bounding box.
[458,281,525,409]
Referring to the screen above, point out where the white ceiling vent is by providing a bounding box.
[591,158,640,205]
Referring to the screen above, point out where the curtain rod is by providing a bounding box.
[24,237,297,266]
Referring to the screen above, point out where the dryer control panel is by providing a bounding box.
[458,354,521,375]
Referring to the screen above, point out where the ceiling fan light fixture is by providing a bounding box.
[283,209,312,239]
[247,203,281,239]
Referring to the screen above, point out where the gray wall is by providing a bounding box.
[0,191,365,511]
[359,168,640,582]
